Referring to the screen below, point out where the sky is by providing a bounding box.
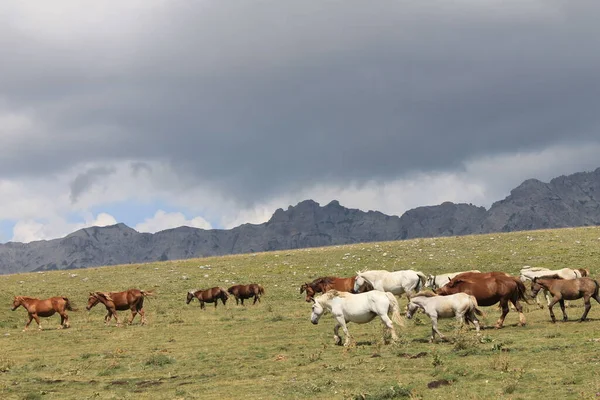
[1,1,600,243]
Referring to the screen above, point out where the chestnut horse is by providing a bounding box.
[436,271,528,329]
[86,289,153,326]
[300,276,357,302]
[187,287,229,309]
[227,284,265,305]
[11,296,76,331]
[531,276,600,322]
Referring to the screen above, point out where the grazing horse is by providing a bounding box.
[227,284,265,305]
[300,276,357,302]
[425,270,481,290]
[406,291,482,341]
[187,287,229,309]
[11,296,76,331]
[310,290,404,346]
[436,271,528,329]
[520,266,587,308]
[353,269,426,300]
[531,276,600,322]
[86,289,153,326]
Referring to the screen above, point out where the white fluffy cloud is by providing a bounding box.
[11,212,117,243]
[135,210,212,233]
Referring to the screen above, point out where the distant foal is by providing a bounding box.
[12,296,77,331]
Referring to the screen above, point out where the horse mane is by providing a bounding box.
[578,268,590,277]
[188,289,199,295]
[412,290,438,297]
[533,274,562,282]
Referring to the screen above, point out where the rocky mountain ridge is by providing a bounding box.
[2,167,600,274]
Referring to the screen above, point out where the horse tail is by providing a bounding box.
[385,292,405,328]
[221,288,229,299]
[468,295,485,317]
[514,278,530,304]
[593,280,600,298]
[414,271,427,292]
[63,297,78,311]
[140,290,154,297]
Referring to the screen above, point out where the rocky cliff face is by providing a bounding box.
[2,168,600,274]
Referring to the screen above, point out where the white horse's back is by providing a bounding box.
[356,269,424,297]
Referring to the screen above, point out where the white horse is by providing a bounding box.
[310,290,404,346]
[353,269,426,300]
[406,292,483,341]
[519,266,586,308]
[425,270,481,290]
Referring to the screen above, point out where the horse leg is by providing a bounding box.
[336,317,352,347]
[431,315,444,341]
[129,307,137,324]
[580,296,592,322]
[58,313,65,329]
[139,307,147,325]
[253,295,258,305]
[24,314,34,331]
[558,299,567,321]
[333,322,342,346]
[511,298,526,327]
[379,314,398,343]
[105,311,112,325]
[240,298,244,306]
[547,297,559,323]
[235,297,239,306]
[200,301,205,310]
[467,311,481,334]
[32,314,42,330]
[495,300,509,329]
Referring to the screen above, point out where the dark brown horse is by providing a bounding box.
[186,287,229,309]
[227,284,265,305]
[300,276,358,302]
[436,271,528,328]
[11,296,76,331]
[86,289,153,326]
[531,276,600,322]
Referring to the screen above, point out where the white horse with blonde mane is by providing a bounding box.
[520,266,588,308]
[310,290,404,346]
[425,270,481,290]
[353,269,426,300]
[406,291,483,341]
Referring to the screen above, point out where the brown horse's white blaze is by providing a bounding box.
[11,296,77,331]
[86,289,153,326]
[531,276,600,322]
[436,271,528,329]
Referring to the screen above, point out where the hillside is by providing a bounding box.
[1,167,600,274]
[1,227,600,399]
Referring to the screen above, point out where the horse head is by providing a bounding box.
[11,296,23,311]
[186,290,198,304]
[304,285,317,302]
[310,299,325,325]
[405,302,420,319]
[300,283,308,294]
[353,272,369,293]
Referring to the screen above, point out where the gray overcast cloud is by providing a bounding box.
[1,1,600,241]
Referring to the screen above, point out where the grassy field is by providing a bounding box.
[2,227,600,399]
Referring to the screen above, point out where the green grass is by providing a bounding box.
[2,227,600,399]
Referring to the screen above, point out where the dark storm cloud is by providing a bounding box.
[69,167,115,203]
[2,1,600,204]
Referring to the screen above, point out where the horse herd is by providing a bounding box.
[9,266,597,347]
[10,283,264,331]
[305,266,596,345]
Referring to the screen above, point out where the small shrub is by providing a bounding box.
[145,354,175,367]
[0,356,15,372]
[352,384,412,399]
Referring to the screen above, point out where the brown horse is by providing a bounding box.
[531,276,600,322]
[86,289,153,326]
[186,287,229,309]
[227,284,265,305]
[300,276,358,302]
[436,271,528,329]
[11,296,76,331]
